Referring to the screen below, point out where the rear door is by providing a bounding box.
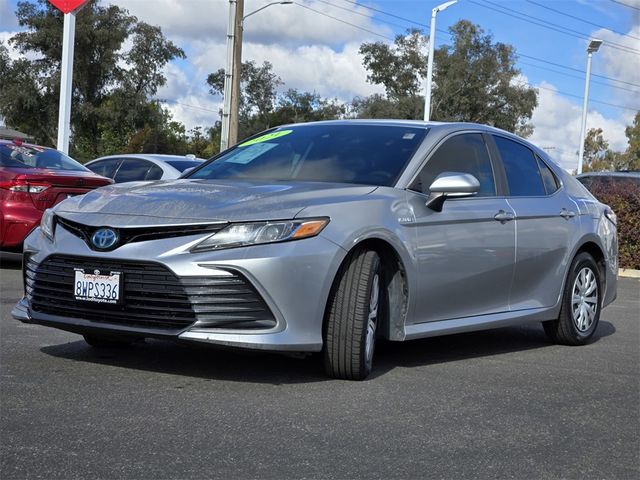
[490,135,580,310]
[113,158,156,183]
[407,132,516,323]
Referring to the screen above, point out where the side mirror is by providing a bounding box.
[426,171,480,212]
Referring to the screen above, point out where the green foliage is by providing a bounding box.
[207,61,344,141]
[359,29,427,101]
[0,0,185,161]
[587,180,640,270]
[356,21,538,135]
[581,115,640,172]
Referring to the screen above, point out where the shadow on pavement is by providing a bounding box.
[40,321,616,384]
[0,252,22,270]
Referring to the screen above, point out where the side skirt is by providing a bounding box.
[402,307,555,341]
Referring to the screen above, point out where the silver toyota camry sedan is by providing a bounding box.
[13,121,618,380]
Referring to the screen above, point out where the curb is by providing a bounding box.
[619,268,640,279]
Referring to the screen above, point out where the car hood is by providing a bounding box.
[55,179,377,227]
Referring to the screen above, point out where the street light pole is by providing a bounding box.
[220,0,293,151]
[423,0,457,122]
[577,39,603,175]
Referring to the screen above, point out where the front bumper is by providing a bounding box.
[14,224,347,352]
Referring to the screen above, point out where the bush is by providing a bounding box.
[587,180,640,270]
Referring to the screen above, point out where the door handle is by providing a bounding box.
[560,208,576,219]
[494,210,515,223]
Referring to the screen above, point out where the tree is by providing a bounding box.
[581,128,617,172]
[359,29,427,102]
[622,111,640,170]
[357,20,538,135]
[0,0,184,161]
[207,60,282,138]
[271,89,344,125]
[207,62,344,140]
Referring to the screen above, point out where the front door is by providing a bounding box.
[407,132,515,324]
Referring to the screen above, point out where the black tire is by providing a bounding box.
[323,248,383,380]
[83,334,135,348]
[543,252,602,345]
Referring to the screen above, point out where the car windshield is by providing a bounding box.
[188,124,428,186]
[0,143,88,171]
[165,160,203,172]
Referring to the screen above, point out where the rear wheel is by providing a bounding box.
[83,334,136,348]
[543,252,602,345]
[323,248,383,380]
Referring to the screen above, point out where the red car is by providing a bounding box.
[0,139,113,251]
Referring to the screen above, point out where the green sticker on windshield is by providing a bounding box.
[239,130,293,147]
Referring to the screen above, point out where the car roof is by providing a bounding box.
[0,139,54,150]
[86,154,205,164]
[577,171,640,178]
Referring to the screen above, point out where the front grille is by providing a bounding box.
[26,255,276,331]
[56,217,227,251]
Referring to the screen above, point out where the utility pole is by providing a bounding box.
[220,0,237,152]
[229,0,244,148]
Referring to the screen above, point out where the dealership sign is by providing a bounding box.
[48,0,89,14]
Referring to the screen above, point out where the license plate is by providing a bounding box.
[74,269,121,304]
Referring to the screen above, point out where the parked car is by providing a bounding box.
[13,121,618,380]
[0,139,112,251]
[85,154,205,183]
[577,171,640,191]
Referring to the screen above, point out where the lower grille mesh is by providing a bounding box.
[26,255,276,331]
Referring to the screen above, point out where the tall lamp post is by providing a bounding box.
[220,0,293,151]
[577,38,603,175]
[423,0,457,122]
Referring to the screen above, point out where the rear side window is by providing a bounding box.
[411,133,496,196]
[536,155,559,194]
[146,164,163,180]
[114,159,153,183]
[87,159,122,179]
[494,136,546,196]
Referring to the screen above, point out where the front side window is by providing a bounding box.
[410,133,496,196]
[494,136,546,196]
[86,159,122,179]
[188,125,429,186]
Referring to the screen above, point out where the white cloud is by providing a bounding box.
[529,82,630,171]
[106,0,389,44]
[590,25,640,108]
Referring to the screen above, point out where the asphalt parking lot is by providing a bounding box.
[1,256,638,479]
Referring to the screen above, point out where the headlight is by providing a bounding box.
[40,208,56,241]
[191,218,329,252]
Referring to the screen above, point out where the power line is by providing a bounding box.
[293,2,393,40]
[471,0,640,56]
[339,0,430,29]
[611,0,640,11]
[309,1,640,97]
[523,83,640,112]
[526,0,640,41]
[315,0,410,31]
[518,60,640,94]
[518,53,640,88]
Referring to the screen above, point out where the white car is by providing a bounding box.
[85,154,205,183]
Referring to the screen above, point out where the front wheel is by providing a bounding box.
[323,248,383,380]
[543,252,602,345]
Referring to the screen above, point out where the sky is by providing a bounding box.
[1,0,639,170]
